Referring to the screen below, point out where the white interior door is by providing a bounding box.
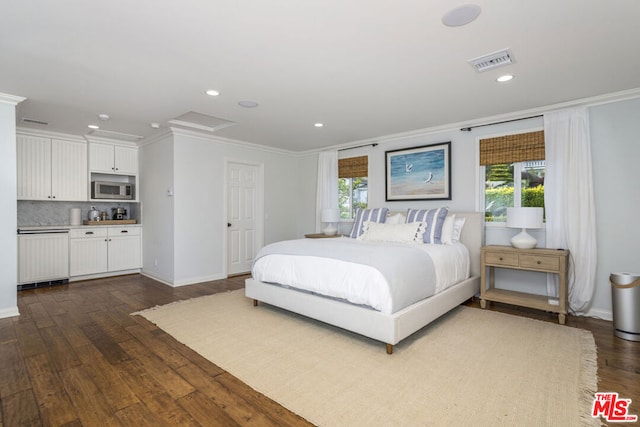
[227,162,261,276]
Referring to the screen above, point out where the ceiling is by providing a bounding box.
[2,0,639,152]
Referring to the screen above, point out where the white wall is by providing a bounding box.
[590,97,640,319]
[75,93,640,320]
[139,133,175,285]
[140,129,309,286]
[0,94,23,318]
[333,96,640,319]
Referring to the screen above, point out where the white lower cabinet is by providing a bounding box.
[107,227,142,271]
[18,232,69,284]
[70,226,141,276]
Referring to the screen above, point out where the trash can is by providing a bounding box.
[610,273,640,341]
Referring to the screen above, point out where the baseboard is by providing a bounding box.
[0,306,20,319]
[581,307,613,322]
[140,271,174,287]
[140,271,226,287]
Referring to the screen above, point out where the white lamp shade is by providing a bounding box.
[321,208,339,223]
[321,208,339,235]
[506,207,543,229]
[506,207,543,249]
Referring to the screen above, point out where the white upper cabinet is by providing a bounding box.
[17,134,87,201]
[89,142,138,175]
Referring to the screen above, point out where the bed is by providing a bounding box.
[245,211,483,354]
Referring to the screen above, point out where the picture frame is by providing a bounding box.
[385,141,451,201]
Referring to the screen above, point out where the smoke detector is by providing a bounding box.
[468,49,514,72]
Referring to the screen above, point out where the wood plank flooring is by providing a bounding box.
[1,274,638,426]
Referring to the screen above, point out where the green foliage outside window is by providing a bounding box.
[485,185,545,222]
[339,177,368,219]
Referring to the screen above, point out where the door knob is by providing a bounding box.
[227,222,232,227]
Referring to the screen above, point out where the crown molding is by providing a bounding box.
[16,126,86,143]
[0,93,26,106]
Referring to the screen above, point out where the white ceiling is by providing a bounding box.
[2,0,639,152]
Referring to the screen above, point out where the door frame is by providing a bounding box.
[223,158,265,277]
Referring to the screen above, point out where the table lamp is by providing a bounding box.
[506,207,543,249]
[321,209,339,235]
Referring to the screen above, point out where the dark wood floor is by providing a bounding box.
[1,274,638,426]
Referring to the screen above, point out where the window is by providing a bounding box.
[338,156,368,219]
[480,131,545,222]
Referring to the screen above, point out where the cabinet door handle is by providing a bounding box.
[120,230,128,233]
[85,231,94,235]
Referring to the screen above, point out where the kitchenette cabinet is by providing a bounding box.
[17,133,87,201]
[89,142,138,175]
[69,226,141,277]
[18,231,69,284]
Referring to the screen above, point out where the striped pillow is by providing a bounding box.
[349,208,389,238]
[405,207,449,244]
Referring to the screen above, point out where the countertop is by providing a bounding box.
[18,223,142,232]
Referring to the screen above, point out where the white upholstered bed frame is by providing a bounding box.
[245,211,484,354]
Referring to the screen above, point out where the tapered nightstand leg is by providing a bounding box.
[480,299,486,309]
[558,313,566,325]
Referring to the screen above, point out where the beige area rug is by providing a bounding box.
[134,290,599,427]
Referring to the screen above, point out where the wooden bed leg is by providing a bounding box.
[253,299,258,307]
[386,344,393,355]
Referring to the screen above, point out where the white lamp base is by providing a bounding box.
[323,224,337,236]
[510,229,538,249]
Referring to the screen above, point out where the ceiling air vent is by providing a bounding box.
[468,49,514,72]
[22,117,49,126]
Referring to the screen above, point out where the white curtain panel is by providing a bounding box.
[315,151,338,232]
[543,107,597,314]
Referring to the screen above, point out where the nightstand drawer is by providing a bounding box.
[485,251,519,267]
[519,254,560,271]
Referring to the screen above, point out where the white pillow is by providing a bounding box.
[451,217,466,242]
[358,221,426,243]
[384,212,406,225]
[440,214,456,245]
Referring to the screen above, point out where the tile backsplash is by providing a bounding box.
[18,201,140,226]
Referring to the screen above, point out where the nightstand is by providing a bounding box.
[480,245,570,324]
[304,233,342,238]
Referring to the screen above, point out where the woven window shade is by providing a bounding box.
[479,130,545,165]
[339,156,368,178]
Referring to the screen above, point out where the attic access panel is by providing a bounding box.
[168,111,236,132]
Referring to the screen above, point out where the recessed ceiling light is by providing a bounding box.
[150,122,160,129]
[97,113,110,121]
[442,4,481,27]
[206,90,220,97]
[88,124,99,129]
[497,74,514,82]
[314,123,324,128]
[238,100,259,108]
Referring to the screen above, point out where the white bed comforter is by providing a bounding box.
[251,237,470,314]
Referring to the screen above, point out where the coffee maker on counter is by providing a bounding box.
[111,207,127,220]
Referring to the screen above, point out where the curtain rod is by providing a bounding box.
[460,115,543,132]
[338,143,378,152]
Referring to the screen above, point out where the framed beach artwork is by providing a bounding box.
[385,141,451,201]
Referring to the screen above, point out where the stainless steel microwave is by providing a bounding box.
[91,181,134,200]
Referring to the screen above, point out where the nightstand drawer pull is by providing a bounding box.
[537,260,541,264]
